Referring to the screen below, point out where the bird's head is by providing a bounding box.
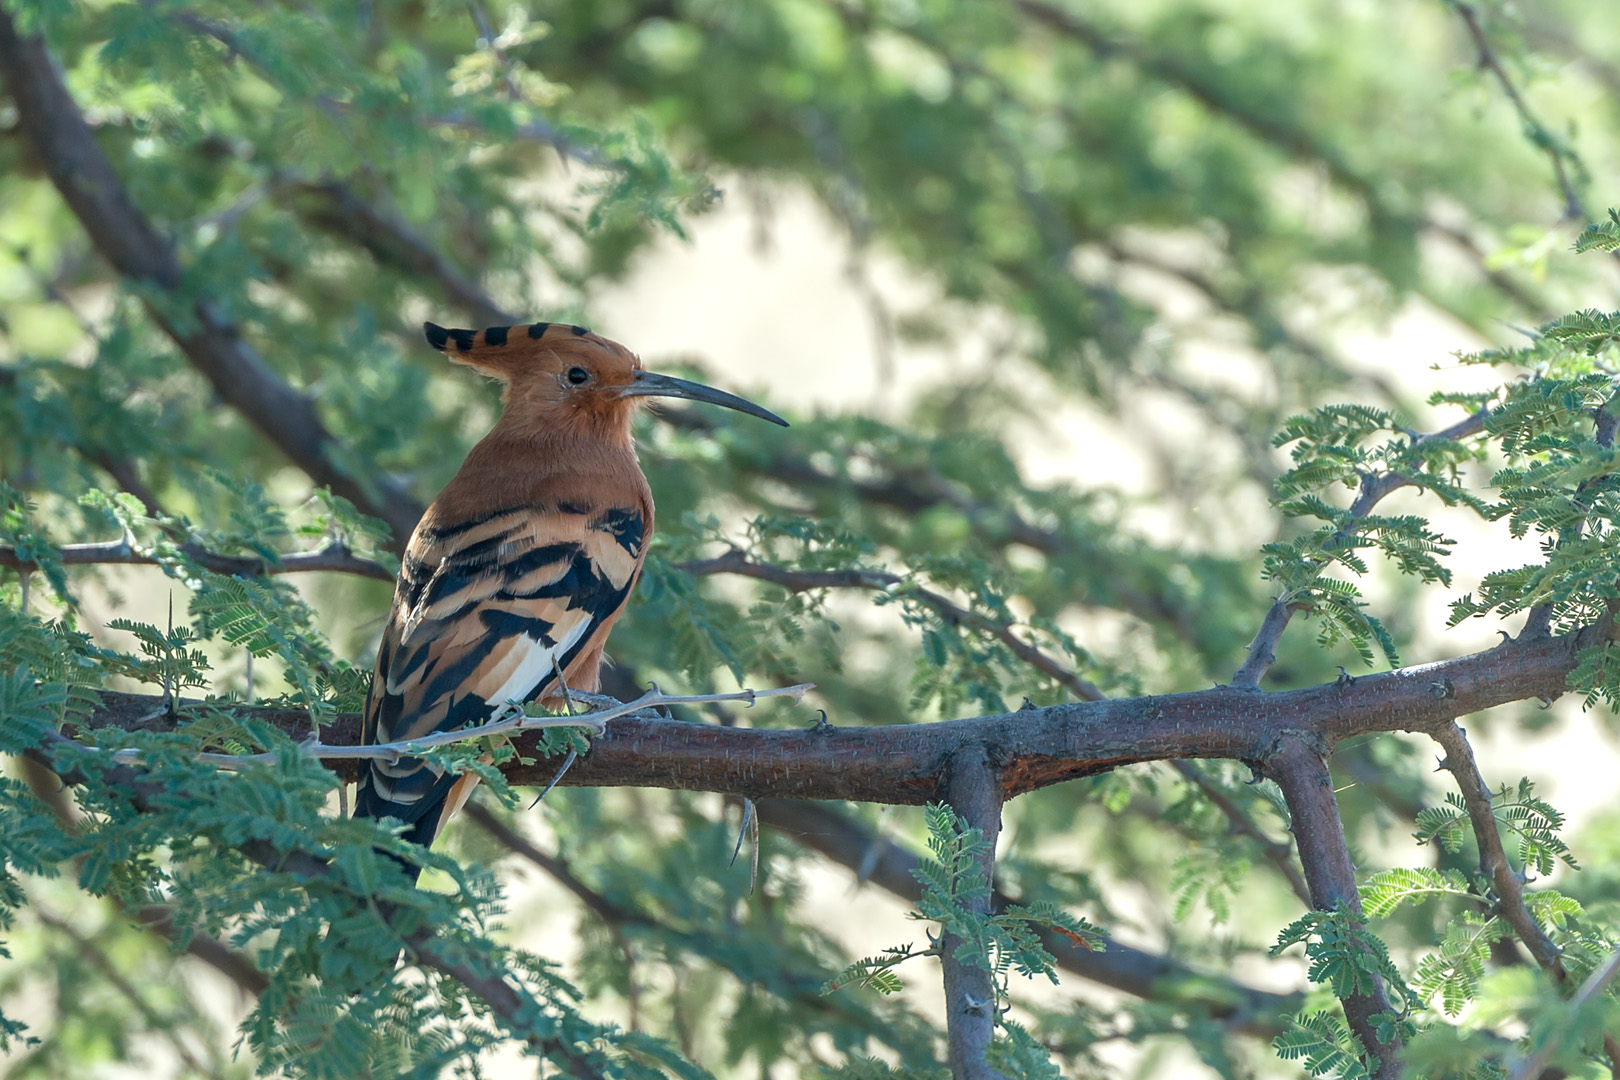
[424,320,787,442]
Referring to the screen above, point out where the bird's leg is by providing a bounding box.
[527,659,580,808]
[551,657,580,716]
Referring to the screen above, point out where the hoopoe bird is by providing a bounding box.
[355,320,786,863]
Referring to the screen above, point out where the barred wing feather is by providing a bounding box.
[355,503,644,843]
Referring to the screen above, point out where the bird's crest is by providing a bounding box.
[423,320,629,382]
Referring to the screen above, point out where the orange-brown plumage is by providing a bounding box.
[355,321,785,858]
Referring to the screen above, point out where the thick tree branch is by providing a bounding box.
[939,747,1008,1080]
[0,14,426,550]
[1430,722,1568,983]
[70,622,1599,803]
[1269,736,1403,1080]
[677,550,1103,701]
[0,538,394,581]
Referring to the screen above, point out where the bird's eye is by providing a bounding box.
[566,366,590,385]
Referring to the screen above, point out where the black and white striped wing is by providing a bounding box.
[354,504,644,840]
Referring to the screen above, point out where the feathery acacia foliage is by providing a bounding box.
[6,0,1620,1078]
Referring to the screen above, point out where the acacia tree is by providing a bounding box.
[4,0,1620,1077]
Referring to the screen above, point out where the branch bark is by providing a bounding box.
[70,622,1597,802]
[939,747,1008,1080]
[1269,736,1403,1080]
[0,14,426,551]
[1431,722,1568,983]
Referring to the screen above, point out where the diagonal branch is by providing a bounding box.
[677,550,1103,701]
[1447,1,1588,224]
[462,800,942,1055]
[1232,408,1491,687]
[1430,722,1567,982]
[1507,945,1620,1080]
[19,727,605,1078]
[1012,0,1549,314]
[18,756,269,997]
[281,177,518,328]
[1170,760,1311,905]
[0,14,426,551]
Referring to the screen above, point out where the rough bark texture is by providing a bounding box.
[939,747,1009,1080]
[72,625,1593,802]
[1270,737,1403,1080]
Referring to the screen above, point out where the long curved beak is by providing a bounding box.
[619,370,789,427]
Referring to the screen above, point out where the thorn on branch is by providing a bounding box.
[526,748,578,809]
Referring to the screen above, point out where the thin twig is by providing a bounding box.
[94,684,815,769]
[1170,760,1311,905]
[678,550,1103,701]
[1231,409,1490,687]
[0,538,394,581]
[1448,1,1588,223]
[1507,945,1620,1080]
